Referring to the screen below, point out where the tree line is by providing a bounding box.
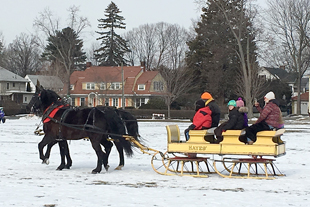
[0,0,309,115]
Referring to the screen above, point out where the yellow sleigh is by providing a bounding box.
[150,125,286,179]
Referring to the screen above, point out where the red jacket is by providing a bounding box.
[192,106,212,129]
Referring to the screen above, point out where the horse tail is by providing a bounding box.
[98,107,133,156]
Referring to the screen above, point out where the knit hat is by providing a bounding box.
[195,99,205,111]
[201,92,213,100]
[227,100,237,107]
[236,97,244,107]
[264,91,275,100]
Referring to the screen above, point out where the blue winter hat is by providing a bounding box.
[227,100,236,107]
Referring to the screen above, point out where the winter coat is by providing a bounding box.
[188,106,212,130]
[206,100,221,127]
[255,99,283,129]
[0,110,4,118]
[238,106,248,128]
[221,107,245,131]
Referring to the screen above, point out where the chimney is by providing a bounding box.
[86,62,92,68]
[280,65,285,70]
[140,61,146,72]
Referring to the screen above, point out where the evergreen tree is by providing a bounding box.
[186,1,239,103]
[95,1,130,66]
[42,27,86,95]
[186,0,258,105]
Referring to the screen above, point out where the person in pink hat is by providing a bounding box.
[236,97,248,128]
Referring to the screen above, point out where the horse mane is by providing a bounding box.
[41,89,65,106]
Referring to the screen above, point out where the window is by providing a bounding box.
[153,81,163,91]
[259,75,266,80]
[80,97,85,106]
[138,84,145,90]
[70,85,74,90]
[112,98,118,107]
[24,96,27,102]
[72,98,75,106]
[110,82,121,90]
[100,83,106,90]
[86,83,95,90]
[105,98,109,106]
[13,83,15,87]
[135,98,145,107]
[7,83,9,89]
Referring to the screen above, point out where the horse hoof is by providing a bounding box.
[42,159,49,165]
[104,165,110,171]
[91,170,99,174]
[115,165,123,170]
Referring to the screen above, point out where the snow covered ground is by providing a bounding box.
[0,116,309,207]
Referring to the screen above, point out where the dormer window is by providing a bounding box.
[100,83,106,90]
[70,85,74,90]
[110,82,121,90]
[138,84,145,90]
[86,83,95,90]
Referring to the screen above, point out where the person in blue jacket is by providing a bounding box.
[0,107,6,123]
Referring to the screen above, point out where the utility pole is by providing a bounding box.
[122,63,125,109]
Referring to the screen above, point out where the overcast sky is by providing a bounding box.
[0,0,267,49]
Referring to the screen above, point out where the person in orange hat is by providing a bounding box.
[200,92,221,127]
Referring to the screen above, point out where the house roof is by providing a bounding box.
[0,67,28,82]
[262,67,298,83]
[25,75,64,89]
[292,92,309,101]
[65,66,164,96]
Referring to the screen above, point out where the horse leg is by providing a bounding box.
[44,140,58,165]
[113,142,124,170]
[38,134,54,164]
[57,141,72,170]
[100,138,113,171]
[63,141,72,169]
[90,138,105,174]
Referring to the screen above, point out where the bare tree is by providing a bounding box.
[1,33,42,77]
[86,42,100,66]
[265,0,310,114]
[159,64,196,119]
[34,6,90,95]
[124,22,189,71]
[214,0,261,117]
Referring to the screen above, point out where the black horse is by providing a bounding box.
[27,85,133,173]
[43,106,141,171]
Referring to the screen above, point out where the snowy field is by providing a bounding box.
[0,116,310,207]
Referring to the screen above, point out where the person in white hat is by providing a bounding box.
[245,91,284,145]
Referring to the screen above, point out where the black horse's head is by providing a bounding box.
[26,85,61,114]
[26,85,44,114]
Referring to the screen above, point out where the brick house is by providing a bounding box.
[63,65,166,108]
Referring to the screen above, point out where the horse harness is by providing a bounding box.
[41,103,123,141]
